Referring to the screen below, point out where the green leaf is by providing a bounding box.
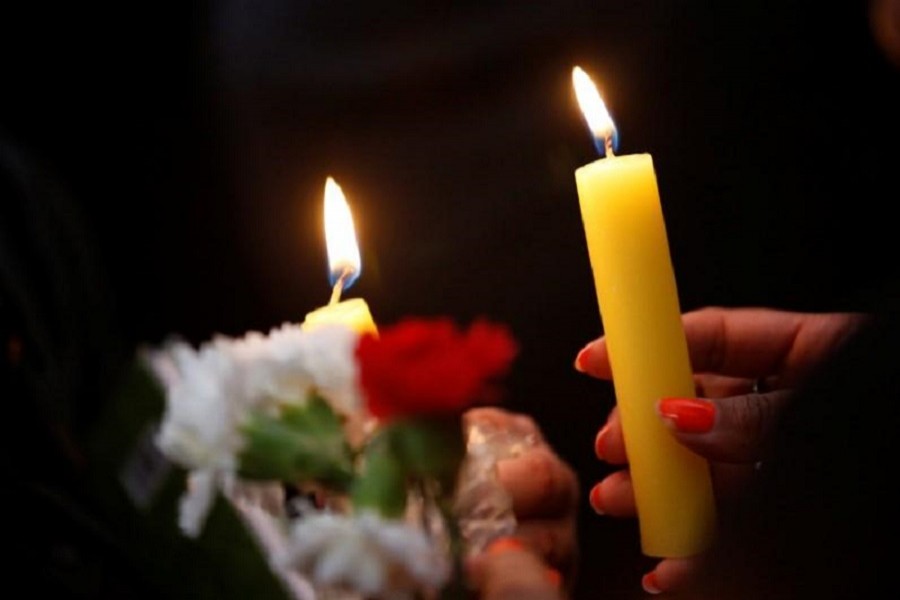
[281,392,343,434]
[350,433,408,517]
[238,393,355,489]
[388,417,465,491]
[194,492,294,600]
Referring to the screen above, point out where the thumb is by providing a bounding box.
[656,391,791,463]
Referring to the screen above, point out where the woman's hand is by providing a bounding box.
[576,307,867,594]
[463,407,579,597]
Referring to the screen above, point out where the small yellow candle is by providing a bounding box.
[301,177,377,336]
[304,297,376,336]
[572,67,715,557]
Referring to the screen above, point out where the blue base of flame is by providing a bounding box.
[329,267,360,291]
[592,127,620,158]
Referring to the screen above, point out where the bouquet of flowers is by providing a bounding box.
[141,316,524,599]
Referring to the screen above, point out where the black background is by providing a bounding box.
[3,1,900,598]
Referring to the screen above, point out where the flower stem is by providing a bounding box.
[437,496,467,600]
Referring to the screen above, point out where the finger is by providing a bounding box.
[576,308,865,383]
[641,557,702,595]
[594,406,627,465]
[683,307,865,382]
[657,391,791,463]
[514,517,578,572]
[588,470,636,517]
[464,407,545,443]
[496,447,579,519]
[467,538,564,600]
[574,336,612,380]
[574,309,799,380]
[694,373,758,398]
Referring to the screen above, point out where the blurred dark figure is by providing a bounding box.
[1,3,221,596]
[1,138,136,597]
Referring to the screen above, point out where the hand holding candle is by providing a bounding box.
[571,67,715,557]
[302,177,378,336]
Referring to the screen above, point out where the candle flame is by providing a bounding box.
[324,177,361,290]
[572,66,619,156]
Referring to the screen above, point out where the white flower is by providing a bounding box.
[248,323,362,415]
[150,339,242,472]
[142,322,363,537]
[296,325,363,415]
[178,469,218,538]
[148,324,362,471]
[280,511,450,599]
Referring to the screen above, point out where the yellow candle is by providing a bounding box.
[572,67,715,557]
[303,297,376,336]
[301,177,378,336]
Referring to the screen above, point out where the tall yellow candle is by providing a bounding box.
[301,177,378,336]
[572,67,715,557]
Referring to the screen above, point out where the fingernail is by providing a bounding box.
[642,570,662,595]
[574,343,592,372]
[594,425,609,460]
[658,397,716,433]
[485,537,525,556]
[589,483,605,515]
[545,567,562,588]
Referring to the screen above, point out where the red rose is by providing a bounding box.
[355,318,518,419]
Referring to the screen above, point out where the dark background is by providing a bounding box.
[3,1,900,598]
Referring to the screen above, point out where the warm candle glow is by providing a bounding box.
[324,177,361,290]
[572,66,618,155]
[304,177,376,336]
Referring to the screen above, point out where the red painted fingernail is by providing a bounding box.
[485,537,525,556]
[658,397,716,433]
[642,570,662,595]
[594,425,609,460]
[545,567,562,588]
[589,484,605,515]
[574,343,592,372]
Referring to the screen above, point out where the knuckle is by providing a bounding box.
[528,525,558,560]
[526,449,578,510]
[528,451,560,498]
[732,392,778,444]
[534,523,575,568]
[732,393,765,439]
[463,406,507,427]
[513,414,540,436]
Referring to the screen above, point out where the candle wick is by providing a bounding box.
[605,135,615,158]
[329,267,354,305]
